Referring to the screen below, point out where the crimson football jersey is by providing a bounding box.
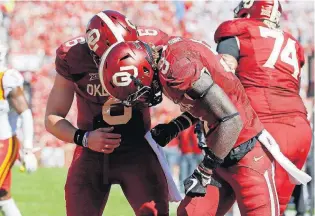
[215,19,307,122]
[158,37,263,148]
[138,26,169,46]
[55,29,167,150]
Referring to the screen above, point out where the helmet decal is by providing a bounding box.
[96,12,124,42]
[98,41,123,96]
[86,29,101,52]
[112,65,139,87]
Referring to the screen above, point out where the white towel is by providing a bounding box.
[145,131,183,202]
[258,129,312,185]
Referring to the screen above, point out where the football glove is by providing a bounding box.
[184,164,221,198]
[20,149,38,173]
[151,112,198,147]
[151,122,179,147]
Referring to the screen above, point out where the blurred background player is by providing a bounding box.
[0,42,37,216]
[45,10,181,216]
[215,0,312,214]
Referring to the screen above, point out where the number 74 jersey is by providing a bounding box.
[214,19,307,121]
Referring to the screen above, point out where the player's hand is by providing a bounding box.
[184,165,221,197]
[87,127,121,154]
[20,148,38,173]
[150,123,179,147]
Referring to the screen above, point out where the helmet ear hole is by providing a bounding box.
[106,40,111,47]
[143,67,150,74]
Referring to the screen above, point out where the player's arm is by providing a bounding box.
[45,73,121,153]
[216,37,239,71]
[151,111,199,147]
[184,70,243,197]
[187,70,243,159]
[9,87,33,149]
[45,73,76,143]
[7,75,37,173]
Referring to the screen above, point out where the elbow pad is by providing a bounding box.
[186,69,214,100]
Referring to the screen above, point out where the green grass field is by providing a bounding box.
[11,167,177,216]
[9,167,301,216]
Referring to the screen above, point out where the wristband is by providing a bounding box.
[82,131,90,148]
[74,129,88,147]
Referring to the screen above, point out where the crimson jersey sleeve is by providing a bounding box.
[55,45,72,81]
[138,26,169,46]
[55,36,86,81]
[214,19,248,43]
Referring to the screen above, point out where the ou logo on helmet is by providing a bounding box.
[113,66,138,87]
[86,29,100,52]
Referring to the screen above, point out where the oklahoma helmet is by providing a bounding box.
[98,41,162,107]
[86,10,138,63]
[234,0,282,27]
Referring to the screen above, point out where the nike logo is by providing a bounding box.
[254,156,264,162]
[186,179,198,193]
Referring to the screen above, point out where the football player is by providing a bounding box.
[45,10,184,216]
[0,43,37,216]
[98,37,280,215]
[214,0,312,214]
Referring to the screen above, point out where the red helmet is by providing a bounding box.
[98,41,162,107]
[86,10,138,64]
[234,0,282,27]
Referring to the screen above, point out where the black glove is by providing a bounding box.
[151,122,179,147]
[151,112,199,147]
[184,165,221,197]
[184,148,224,197]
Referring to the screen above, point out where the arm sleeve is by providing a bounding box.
[216,37,240,60]
[20,109,34,149]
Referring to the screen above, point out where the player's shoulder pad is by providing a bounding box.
[214,19,248,43]
[2,68,24,89]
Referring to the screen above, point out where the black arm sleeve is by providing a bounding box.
[216,37,240,60]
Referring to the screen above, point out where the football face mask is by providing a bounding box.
[122,43,162,107]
